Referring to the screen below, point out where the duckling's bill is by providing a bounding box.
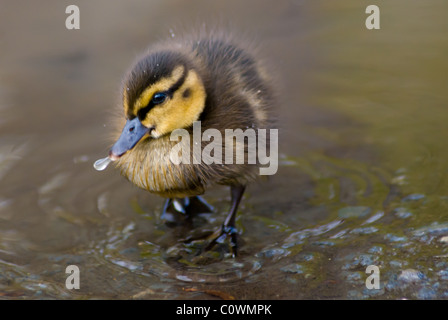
[109,117,150,160]
[93,117,150,172]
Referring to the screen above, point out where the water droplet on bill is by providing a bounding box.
[93,157,113,171]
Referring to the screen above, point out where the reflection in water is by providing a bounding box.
[0,0,447,299]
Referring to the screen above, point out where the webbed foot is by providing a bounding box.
[204,184,246,257]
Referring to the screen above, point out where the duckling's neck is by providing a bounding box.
[116,136,205,198]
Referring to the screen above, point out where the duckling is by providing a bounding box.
[95,30,275,256]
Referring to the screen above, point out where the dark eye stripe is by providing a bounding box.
[166,67,187,94]
[137,104,152,120]
[137,90,171,120]
[136,66,188,120]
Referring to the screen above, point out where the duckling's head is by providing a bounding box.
[109,51,206,160]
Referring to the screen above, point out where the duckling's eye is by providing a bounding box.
[151,92,168,105]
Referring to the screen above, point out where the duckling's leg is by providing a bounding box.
[161,198,173,220]
[191,195,214,213]
[206,184,246,257]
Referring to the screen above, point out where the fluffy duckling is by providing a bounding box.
[95,30,275,256]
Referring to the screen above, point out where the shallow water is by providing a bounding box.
[0,0,447,299]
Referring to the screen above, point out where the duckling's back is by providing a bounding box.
[186,34,276,186]
[190,35,275,131]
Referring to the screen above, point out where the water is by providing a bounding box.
[93,157,113,171]
[0,0,447,299]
